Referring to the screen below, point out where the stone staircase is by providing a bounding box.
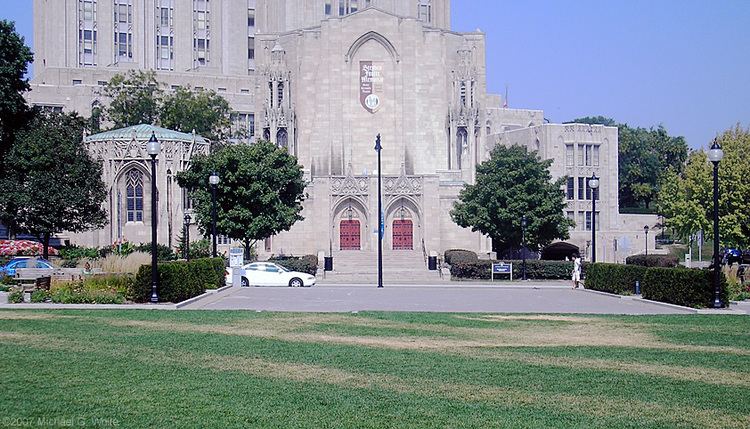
[319,250,445,284]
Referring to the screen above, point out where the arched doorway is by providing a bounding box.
[541,242,580,260]
[339,203,361,250]
[391,204,413,250]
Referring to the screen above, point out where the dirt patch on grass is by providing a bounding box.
[460,314,598,323]
[0,312,59,321]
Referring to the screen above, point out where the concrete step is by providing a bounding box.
[322,250,441,284]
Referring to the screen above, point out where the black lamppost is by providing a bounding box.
[644,225,649,256]
[521,215,527,281]
[708,139,724,308]
[375,134,383,289]
[183,212,191,261]
[209,172,220,258]
[147,132,161,303]
[588,174,599,263]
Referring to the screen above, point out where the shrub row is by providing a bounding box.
[586,263,728,308]
[626,254,679,267]
[444,249,479,265]
[585,263,647,295]
[642,267,727,308]
[450,260,580,280]
[269,255,318,275]
[131,257,224,303]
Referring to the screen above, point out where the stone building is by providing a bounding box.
[26,0,656,262]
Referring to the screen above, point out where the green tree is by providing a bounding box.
[0,111,108,259]
[451,145,574,254]
[568,116,688,209]
[0,20,34,176]
[176,141,306,258]
[160,86,233,142]
[656,125,750,248]
[101,70,163,128]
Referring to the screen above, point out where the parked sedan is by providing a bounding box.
[226,262,316,287]
[0,257,55,277]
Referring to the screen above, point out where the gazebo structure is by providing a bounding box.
[69,125,210,249]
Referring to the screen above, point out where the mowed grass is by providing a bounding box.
[0,311,748,429]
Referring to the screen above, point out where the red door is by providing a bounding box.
[392,220,413,250]
[340,220,361,250]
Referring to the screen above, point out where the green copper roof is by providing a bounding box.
[85,124,209,144]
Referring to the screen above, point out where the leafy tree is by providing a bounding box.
[567,116,688,209]
[656,125,750,248]
[451,145,574,254]
[176,141,306,258]
[0,20,34,176]
[101,70,163,128]
[0,111,108,259]
[160,86,233,142]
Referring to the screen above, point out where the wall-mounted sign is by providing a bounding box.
[360,61,383,113]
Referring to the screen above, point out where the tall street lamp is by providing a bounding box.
[521,215,527,281]
[147,132,161,303]
[374,134,383,289]
[588,174,599,263]
[183,212,192,261]
[644,225,650,256]
[209,172,220,258]
[708,139,724,308]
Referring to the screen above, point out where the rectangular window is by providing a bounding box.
[585,211,592,231]
[82,0,95,21]
[324,0,332,16]
[585,144,592,166]
[247,9,255,29]
[565,144,573,167]
[593,145,600,167]
[160,7,170,26]
[578,211,585,231]
[72,79,82,85]
[182,188,193,210]
[418,0,431,22]
[566,177,574,200]
[566,211,575,229]
[339,0,345,15]
[577,144,584,166]
[577,177,584,200]
[350,0,358,13]
[79,1,97,66]
[196,38,209,64]
[586,180,592,201]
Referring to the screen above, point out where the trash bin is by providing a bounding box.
[324,256,333,271]
[428,256,437,271]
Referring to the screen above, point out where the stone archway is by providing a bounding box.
[332,197,369,251]
[385,197,422,251]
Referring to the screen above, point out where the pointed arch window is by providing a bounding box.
[277,82,284,107]
[460,82,467,106]
[456,128,468,168]
[126,169,144,222]
[277,128,288,149]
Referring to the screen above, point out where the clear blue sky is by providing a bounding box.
[3,0,749,149]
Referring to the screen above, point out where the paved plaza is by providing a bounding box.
[182,283,693,314]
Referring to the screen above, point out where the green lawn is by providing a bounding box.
[1,311,748,428]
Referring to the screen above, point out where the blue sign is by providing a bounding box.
[492,263,511,274]
[379,210,384,239]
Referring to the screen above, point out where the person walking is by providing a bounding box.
[571,254,582,289]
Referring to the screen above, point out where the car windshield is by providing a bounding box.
[274,264,290,272]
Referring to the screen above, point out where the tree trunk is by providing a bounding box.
[42,232,50,260]
[244,238,251,261]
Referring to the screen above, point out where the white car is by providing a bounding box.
[225,262,316,288]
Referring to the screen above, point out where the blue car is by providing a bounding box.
[0,257,55,277]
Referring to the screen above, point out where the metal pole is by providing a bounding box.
[375,134,383,289]
[185,219,190,261]
[645,230,648,256]
[150,154,159,303]
[712,162,722,308]
[211,184,218,258]
[521,216,526,281]
[592,192,597,263]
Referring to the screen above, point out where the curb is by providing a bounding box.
[580,289,747,314]
[0,303,177,310]
[175,285,234,309]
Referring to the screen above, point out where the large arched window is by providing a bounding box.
[277,128,288,149]
[126,169,144,222]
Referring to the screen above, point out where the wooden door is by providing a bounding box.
[340,220,361,250]
[392,220,413,250]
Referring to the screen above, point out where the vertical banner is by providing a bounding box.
[360,61,383,113]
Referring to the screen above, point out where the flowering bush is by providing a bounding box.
[0,240,59,257]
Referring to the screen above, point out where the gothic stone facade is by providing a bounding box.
[26,0,656,261]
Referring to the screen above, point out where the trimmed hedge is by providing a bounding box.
[131,257,224,303]
[444,249,479,265]
[626,254,678,268]
[585,263,647,295]
[451,260,579,280]
[642,267,728,308]
[269,255,318,275]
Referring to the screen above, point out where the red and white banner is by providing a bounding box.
[360,61,383,113]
